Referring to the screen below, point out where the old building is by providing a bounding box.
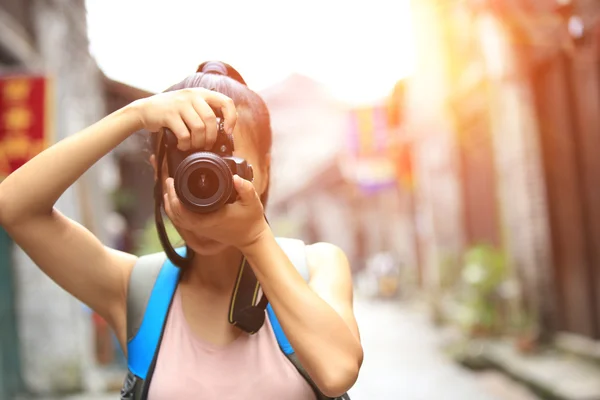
[404,0,600,340]
[263,74,416,276]
[103,77,154,253]
[0,0,124,398]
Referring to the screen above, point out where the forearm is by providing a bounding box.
[241,230,362,396]
[0,103,142,225]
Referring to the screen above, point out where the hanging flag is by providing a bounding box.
[345,105,397,193]
[0,75,53,180]
[356,106,374,156]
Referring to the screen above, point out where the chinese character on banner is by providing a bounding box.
[0,75,53,180]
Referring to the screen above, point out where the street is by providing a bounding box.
[348,295,539,400]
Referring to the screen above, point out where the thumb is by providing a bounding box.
[233,175,258,204]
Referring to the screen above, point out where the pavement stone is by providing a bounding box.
[481,340,600,400]
[348,294,537,400]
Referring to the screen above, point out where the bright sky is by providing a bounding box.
[86,0,415,105]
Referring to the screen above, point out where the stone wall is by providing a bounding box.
[4,0,119,394]
[404,0,466,293]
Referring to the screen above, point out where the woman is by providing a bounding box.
[0,61,363,399]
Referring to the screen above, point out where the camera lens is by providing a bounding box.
[174,152,233,213]
[188,169,220,200]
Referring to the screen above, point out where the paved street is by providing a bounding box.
[348,295,538,400]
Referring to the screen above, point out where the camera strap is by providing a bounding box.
[228,256,268,334]
[154,130,268,334]
[154,132,195,268]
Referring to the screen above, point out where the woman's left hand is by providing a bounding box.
[163,175,269,251]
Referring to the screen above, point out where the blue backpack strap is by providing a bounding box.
[269,237,309,356]
[266,304,294,354]
[121,249,184,400]
[269,238,350,400]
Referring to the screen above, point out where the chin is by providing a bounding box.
[185,235,229,256]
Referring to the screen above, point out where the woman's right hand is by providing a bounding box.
[131,88,238,151]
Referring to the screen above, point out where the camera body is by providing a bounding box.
[164,119,254,213]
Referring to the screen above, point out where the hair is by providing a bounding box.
[150,65,273,207]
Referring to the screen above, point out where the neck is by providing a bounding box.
[180,246,243,294]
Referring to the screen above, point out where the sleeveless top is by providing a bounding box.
[148,288,316,400]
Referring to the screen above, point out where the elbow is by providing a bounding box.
[0,188,49,229]
[318,351,363,398]
[319,365,360,398]
[0,192,20,228]
[0,192,9,227]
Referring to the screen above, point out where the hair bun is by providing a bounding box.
[196,61,248,87]
[197,61,228,75]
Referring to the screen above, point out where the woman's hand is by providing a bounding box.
[131,88,238,151]
[163,174,269,251]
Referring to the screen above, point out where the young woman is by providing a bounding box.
[0,61,363,399]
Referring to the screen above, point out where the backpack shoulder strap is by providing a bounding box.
[268,238,349,400]
[123,250,181,400]
[275,237,310,281]
[267,237,309,356]
[126,252,167,343]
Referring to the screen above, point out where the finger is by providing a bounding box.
[164,191,190,229]
[163,192,176,222]
[233,175,258,205]
[168,117,191,151]
[181,105,206,150]
[202,91,237,135]
[165,178,185,224]
[191,98,217,150]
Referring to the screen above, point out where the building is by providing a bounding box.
[259,74,349,245]
[103,77,154,254]
[404,0,600,340]
[262,74,417,276]
[0,1,138,398]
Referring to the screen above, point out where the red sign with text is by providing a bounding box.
[0,75,52,180]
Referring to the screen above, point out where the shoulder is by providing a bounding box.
[127,251,167,278]
[304,242,354,302]
[305,242,350,276]
[125,251,169,314]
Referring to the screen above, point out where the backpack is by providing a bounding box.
[120,237,350,400]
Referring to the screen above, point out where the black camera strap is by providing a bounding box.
[228,257,268,334]
[153,130,268,334]
[154,132,195,268]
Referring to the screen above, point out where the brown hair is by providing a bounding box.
[150,68,273,206]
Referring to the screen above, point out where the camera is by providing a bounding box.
[164,118,254,213]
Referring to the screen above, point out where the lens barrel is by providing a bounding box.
[174,152,234,213]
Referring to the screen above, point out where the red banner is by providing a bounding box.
[0,75,53,180]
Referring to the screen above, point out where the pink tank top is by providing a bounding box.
[148,288,316,400]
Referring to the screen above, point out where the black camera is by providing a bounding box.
[164,118,254,213]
